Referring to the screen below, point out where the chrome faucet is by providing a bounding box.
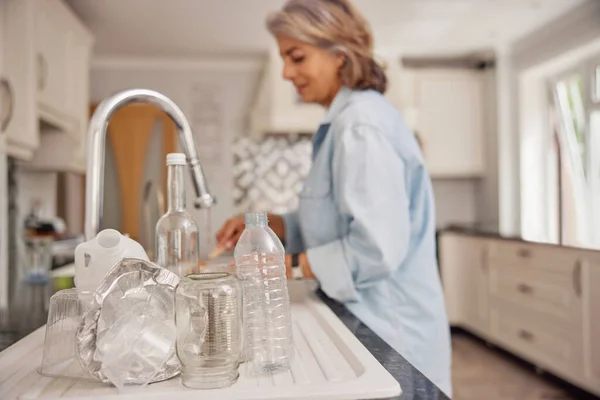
[84,89,216,240]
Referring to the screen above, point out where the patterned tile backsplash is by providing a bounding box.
[233,134,313,214]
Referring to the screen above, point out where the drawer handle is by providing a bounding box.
[517,248,532,258]
[37,53,48,91]
[517,283,533,294]
[518,329,535,341]
[573,260,582,298]
[0,78,13,132]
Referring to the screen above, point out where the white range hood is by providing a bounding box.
[248,51,325,137]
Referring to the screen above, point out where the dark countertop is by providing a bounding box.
[437,223,600,253]
[317,290,450,400]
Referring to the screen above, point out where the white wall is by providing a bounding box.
[90,57,262,239]
[432,179,478,229]
[16,170,58,220]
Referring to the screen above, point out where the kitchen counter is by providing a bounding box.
[438,223,600,252]
[0,283,448,400]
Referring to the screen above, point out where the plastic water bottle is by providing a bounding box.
[234,211,294,375]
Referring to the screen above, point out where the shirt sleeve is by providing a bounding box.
[306,123,411,303]
[281,211,305,254]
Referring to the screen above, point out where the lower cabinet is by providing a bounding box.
[439,232,600,396]
[439,234,489,336]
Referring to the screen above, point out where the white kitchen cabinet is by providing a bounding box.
[439,233,490,336]
[585,256,600,393]
[2,0,93,166]
[440,232,600,396]
[35,0,70,122]
[487,240,586,383]
[26,20,92,173]
[406,68,485,177]
[489,303,584,382]
[2,0,38,159]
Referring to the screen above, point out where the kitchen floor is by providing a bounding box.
[452,332,596,400]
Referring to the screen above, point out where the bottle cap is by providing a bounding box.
[166,153,186,166]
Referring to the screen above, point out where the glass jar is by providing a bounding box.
[175,272,243,389]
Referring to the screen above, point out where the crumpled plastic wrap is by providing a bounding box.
[75,257,181,386]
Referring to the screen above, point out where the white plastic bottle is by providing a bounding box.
[234,211,294,375]
[155,153,199,277]
[74,229,149,294]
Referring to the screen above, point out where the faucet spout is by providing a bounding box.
[84,88,216,240]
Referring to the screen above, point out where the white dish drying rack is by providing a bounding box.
[0,281,401,400]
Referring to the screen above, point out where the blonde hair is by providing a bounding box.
[266,0,387,94]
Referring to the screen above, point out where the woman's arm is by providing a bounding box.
[279,211,306,255]
[305,123,411,302]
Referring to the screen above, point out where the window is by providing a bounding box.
[555,74,586,177]
[548,56,600,248]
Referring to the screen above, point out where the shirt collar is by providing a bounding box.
[322,86,352,124]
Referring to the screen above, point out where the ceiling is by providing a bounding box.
[66,0,586,58]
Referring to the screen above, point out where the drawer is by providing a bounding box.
[488,241,580,275]
[489,265,582,322]
[490,306,583,377]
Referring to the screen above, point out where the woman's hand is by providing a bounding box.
[215,213,286,251]
[215,215,245,251]
[284,253,316,280]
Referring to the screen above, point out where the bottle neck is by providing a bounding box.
[245,212,268,228]
[167,164,186,212]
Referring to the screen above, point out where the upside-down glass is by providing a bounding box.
[175,272,243,389]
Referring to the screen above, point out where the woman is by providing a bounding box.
[217,0,451,395]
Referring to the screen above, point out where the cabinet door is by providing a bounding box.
[35,0,69,119]
[439,234,490,335]
[67,32,92,154]
[587,260,600,391]
[413,69,485,177]
[460,238,489,334]
[3,0,37,159]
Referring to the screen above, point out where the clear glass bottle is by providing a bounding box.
[175,272,243,389]
[234,211,294,375]
[155,153,199,277]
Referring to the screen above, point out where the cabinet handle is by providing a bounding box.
[37,53,48,91]
[0,78,13,132]
[518,329,535,341]
[573,260,582,297]
[517,283,533,294]
[517,248,532,258]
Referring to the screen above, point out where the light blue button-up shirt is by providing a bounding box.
[283,87,452,396]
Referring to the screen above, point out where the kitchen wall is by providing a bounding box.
[87,56,494,234]
[15,169,58,221]
[432,179,478,229]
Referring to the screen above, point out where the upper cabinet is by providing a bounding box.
[248,54,487,178]
[2,0,37,159]
[403,68,486,178]
[1,0,93,170]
